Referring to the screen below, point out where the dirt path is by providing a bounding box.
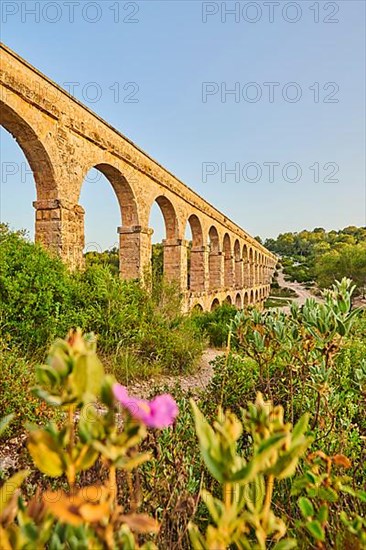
[276,269,322,307]
[0,349,223,473]
[126,348,223,399]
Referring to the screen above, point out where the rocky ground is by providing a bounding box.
[126,348,222,399]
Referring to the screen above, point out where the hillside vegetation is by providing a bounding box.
[265,226,366,293]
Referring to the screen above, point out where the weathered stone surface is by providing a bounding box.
[0,43,277,311]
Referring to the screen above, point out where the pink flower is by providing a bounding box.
[113,384,178,429]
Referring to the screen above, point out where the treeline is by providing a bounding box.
[265,226,366,292]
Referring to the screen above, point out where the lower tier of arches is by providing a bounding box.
[184,285,271,313]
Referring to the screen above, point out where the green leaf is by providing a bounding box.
[0,470,29,515]
[74,444,99,473]
[271,437,312,480]
[100,375,115,407]
[298,497,314,519]
[70,354,104,402]
[306,519,325,541]
[28,430,65,477]
[200,490,223,524]
[0,414,14,437]
[36,364,60,386]
[273,539,297,550]
[190,399,225,483]
[318,486,338,502]
[31,387,62,406]
[243,475,265,513]
[292,413,309,440]
[115,452,151,471]
[317,504,329,524]
[188,522,208,550]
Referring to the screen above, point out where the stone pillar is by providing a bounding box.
[258,264,263,285]
[162,238,188,290]
[224,254,235,288]
[209,251,224,290]
[33,199,84,270]
[118,225,153,281]
[255,263,259,286]
[249,262,255,287]
[243,260,250,287]
[235,258,244,289]
[190,245,209,291]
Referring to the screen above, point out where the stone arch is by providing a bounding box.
[151,195,179,240]
[148,195,180,283]
[223,233,233,287]
[208,225,222,290]
[85,163,139,227]
[235,292,242,309]
[0,101,57,200]
[225,295,232,305]
[0,102,86,264]
[186,214,204,246]
[234,239,243,288]
[244,292,249,306]
[78,163,141,278]
[250,289,254,303]
[186,214,205,290]
[192,303,204,312]
[211,298,220,311]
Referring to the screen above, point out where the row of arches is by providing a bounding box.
[193,286,269,312]
[1,110,275,295]
[1,69,277,312]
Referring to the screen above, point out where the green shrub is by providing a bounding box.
[191,303,238,348]
[0,225,72,353]
[0,225,203,380]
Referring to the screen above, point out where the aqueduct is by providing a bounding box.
[0,43,277,311]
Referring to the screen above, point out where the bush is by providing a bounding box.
[0,225,203,378]
[270,286,298,298]
[0,225,72,353]
[191,303,238,348]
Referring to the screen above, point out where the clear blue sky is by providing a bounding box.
[1,0,365,249]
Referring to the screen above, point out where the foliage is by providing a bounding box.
[265,298,291,308]
[0,224,72,353]
[85,248,119,276]
[0,330,173,549]
[265,226,366,292]
[0,225,203,436]
[1,222,366,548]
[0,338,59,436]
[0,224,202,369]
[189,393,311,549]
[201,278,366,548]
[315,243,366,291]
[151,243,164,283]
[1,281,366,548]
[191,303,238,348]
[270,287,298,298]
